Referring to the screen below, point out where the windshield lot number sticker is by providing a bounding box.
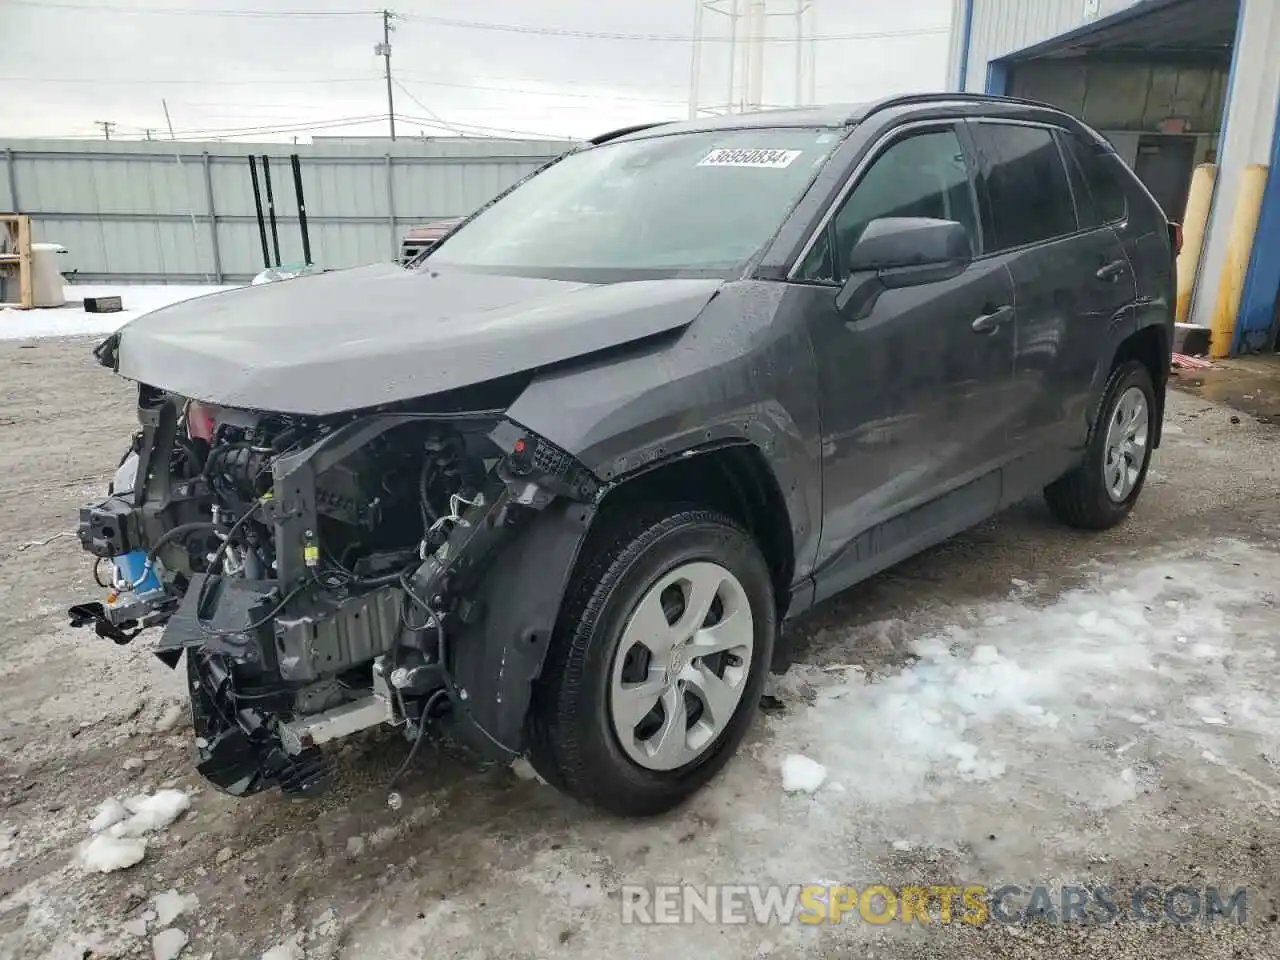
[698,148,802,169]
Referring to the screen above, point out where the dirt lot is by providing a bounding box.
[2,335,1280,960]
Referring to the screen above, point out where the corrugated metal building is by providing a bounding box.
[948,0,1280,354]
[0,137,576,283]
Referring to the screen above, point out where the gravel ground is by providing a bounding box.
[1,335,1279,960]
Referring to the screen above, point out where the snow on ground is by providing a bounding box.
[0,283,235,340]
[352,537,1280,958]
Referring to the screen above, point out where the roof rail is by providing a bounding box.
[852,91,1057,123]
[587,122,673,145]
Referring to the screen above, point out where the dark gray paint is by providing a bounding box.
[111,262,722,415]
[104,93,1173,625]
[506,281,826,583]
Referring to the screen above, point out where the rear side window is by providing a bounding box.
[1059,132,1127,227]
[973,123,1077,250]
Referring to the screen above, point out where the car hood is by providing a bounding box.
[106,262,723,415]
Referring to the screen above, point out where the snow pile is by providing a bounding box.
[261,942,305,960]
[79,789,192,873]
[152,927,188,960]
[110,790,192,838]
[88,798,129,833]
[81,834,147,874]
[0,283,236,340]
[780,754,827,793]
[766,546,1278,810]
[153,889,198,927]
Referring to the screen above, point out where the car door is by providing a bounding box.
[968,120,1136,493]
[786,122,1018,598]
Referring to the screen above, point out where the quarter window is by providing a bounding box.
[797,127,980,282]
[974,123,1078,250]
[1059,131,1128,227]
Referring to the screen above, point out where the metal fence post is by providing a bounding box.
[202,152,223,283]
[4,149,18,211]
[385,154,397,260]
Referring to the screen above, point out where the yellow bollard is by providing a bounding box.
[1175,163,1216,323]
[1209,163,1270,359]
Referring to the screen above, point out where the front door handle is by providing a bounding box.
[971,305,1013,334]
[1096,259,1127,282]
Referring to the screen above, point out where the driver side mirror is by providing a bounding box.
[836,217,973,317]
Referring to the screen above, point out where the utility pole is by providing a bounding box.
[376,9,397,141]
[144,128,155,141]
[95,120,116,140]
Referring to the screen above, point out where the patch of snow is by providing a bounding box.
[152,927,189,960]
[762,546,1280,811]
[154,889,198,927]
[0,283,237,341]
[122,918,150,938]
[155,704,186,733]
[261,943,305,960]
[109,790,191,838]
[89,798,129,834]
[780,754,827,793]
[80,834,147,873]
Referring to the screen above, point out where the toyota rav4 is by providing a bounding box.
[72,93,1174,816]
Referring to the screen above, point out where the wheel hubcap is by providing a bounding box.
[609,561,755,772]
[1103,385,1149,502]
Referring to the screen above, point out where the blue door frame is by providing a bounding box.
[1233,88,1280,352]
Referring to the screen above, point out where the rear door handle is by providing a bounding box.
[971,305,1013,334]
[1096,259,1127,282]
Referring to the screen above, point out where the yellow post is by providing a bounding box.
[1209,164,1270,359]
[1175,163,1216,323]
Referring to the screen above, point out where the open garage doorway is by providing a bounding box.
[987,0,1239,223]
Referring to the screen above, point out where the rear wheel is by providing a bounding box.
[528,507,775,817]
[1045,360,1155,530]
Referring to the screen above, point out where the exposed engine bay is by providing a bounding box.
[71,383,600,798]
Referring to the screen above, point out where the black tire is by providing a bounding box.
[527,506,776,817]
[1044,360,1156,530]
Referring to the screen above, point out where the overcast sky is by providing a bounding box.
[2,0,954,142]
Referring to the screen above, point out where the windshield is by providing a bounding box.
[426,127,843,279]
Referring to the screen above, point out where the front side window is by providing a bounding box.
[797,127,980,282]
[426,127,842,280]
[974,123,1078,250]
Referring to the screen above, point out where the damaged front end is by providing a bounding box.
[72,383,599,798]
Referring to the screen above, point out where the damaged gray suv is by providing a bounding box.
[72,93,1175,816]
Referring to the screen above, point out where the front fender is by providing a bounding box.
[446,499,595,759]
[504,281,824,581]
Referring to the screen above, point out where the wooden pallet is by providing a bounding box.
[0,214,33,310]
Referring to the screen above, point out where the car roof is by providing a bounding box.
[589,93,1073,144]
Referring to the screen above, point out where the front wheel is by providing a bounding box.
[1045,360,1156,530]
[527,507,776,817]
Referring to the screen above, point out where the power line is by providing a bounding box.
[8,0,372,17]
[393,113,573,142]
[395,74,686,106]
[1,75,380,86]
[126,114,392,140]
[391,80,467,136]
[398,12,948,43]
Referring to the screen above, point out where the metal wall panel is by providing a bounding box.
[0,137,574,282]
[958,0,1142,91]
[1191,0,1280,328]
